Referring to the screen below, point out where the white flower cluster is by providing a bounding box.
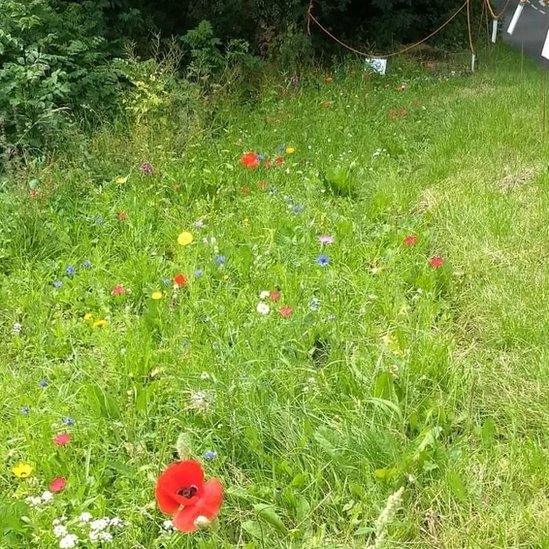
[52,514,125,548]
[256,290,271,315]
[188,390,214,413]
[25,491,53,508]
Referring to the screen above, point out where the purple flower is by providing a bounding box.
[214,255,226,266]
[66,265,75,277]
[318,235,334,246]
[140,161,154,175]
[316,254,330,267]
[203,450,218,461]
[62,417,75,426]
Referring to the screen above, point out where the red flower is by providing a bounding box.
[429,255,444,269]
[29,189,39,199]
[173,273,188,287]
[155,460,223,533]
[240,152,260,169]
[274,156,284,166]
[403,234,418,247]
[49,476,67,493]
[111,284,126,296]
[53,432,71,446]
[279,305,293,318]
[269,290,281,302]
[117,211,127,221]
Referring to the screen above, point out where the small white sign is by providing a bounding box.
[491,19,498,43]
[542,28,549,60]
[366,58,387,75]
[507,3,524,35]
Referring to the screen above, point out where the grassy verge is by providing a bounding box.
[1,47,547,547]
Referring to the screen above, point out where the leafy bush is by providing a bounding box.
[0,0,119,155]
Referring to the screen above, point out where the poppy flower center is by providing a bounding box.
[177,485,198,499]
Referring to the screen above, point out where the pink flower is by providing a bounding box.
[403,234,418,247]
[53,432,71,446]
[49,476,67,493]
[318,235,334,246]
[429,256,444,269]
[111,284,126,296]
[279,305,293,318]
[140,161,154,175]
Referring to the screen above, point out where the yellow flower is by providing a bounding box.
[115,175,128,184]
[92,319,108,328]
[285,147,295,154]
[151,291,163,300]
[12,462,33,478]
[83,312,93,321]
[177,231,193,246]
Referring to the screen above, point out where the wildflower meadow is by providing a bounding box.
[1,48,548,547]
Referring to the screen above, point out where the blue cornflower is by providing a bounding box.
[194,268,204,278]
[94,215,104,225]
[283,195,293,203]
[161,277,171,287]
[20,405,30,415]
[62,417,75,426]
[53,280,63,288]
[316,254,330,267]
[214,255,226,266]
[82,259,92,269]
[66,265,75,277]
[291,204,304,214]
[310,297,320,311]
[203,450,218,461]
[38,379,48,388]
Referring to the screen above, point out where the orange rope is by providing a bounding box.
[484,0,512,19]
[308,0,469,59]
[466,0,476,55]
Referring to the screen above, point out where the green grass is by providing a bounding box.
[1,47,548,548]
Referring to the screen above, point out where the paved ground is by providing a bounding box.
[501,0,549,68]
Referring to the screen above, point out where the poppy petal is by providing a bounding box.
[155,460,204,515]
[172,478,223,532]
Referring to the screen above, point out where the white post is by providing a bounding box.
[507,3,524,35]
[491,19,498,43]
[471,53,476,72]
[542,28,549,60]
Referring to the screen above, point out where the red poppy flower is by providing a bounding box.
[111,284,126,296]
[49,476,67,493]
[173,273,188,287]
[269,290,281,302]
[53,432,71,446]
[117,211,127,221]
[279,305,293,318]
[155,460,223,533]
[274,156,284,166]
[429,255,444,269]
[240,152,260,169]
[403,234,418,247]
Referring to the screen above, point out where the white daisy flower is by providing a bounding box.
[256,302,270,315]
[59,534,78,549]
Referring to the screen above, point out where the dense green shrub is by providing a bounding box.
[0,0,119,155]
